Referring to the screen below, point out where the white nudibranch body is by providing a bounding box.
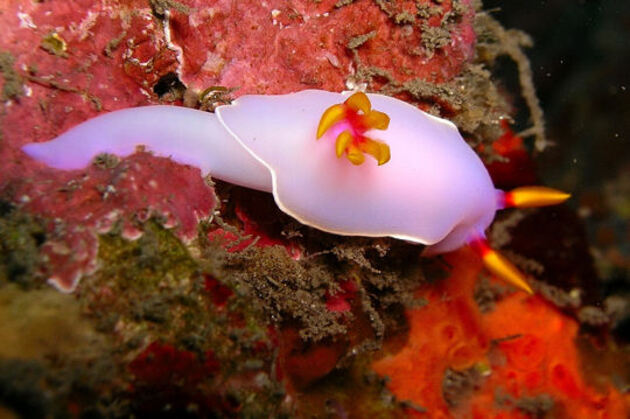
[22,90,498,254]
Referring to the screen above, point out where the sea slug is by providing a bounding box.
[22,90,569,293]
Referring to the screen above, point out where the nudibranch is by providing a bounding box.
[22,90,569,294]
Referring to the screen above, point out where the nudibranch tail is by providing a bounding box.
[316,92,391,166]
[499,186,571,209]
[469,236,534,295]
[21,105,273,192]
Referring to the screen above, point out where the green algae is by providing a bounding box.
[103,28,128,58]
[0,51,22,102]
[95,221,197,292]
[88,221,263,359]
[334,0,355,8]
[149,0,191,18]
[347,31,377,49]
[0,201,46,288]
[0,284,122,417]
[201,182,425,343]
[40,32,68,58]
[92,153,121,170]
[212,244,349,341]
[0,285,105,359]
[63,220,286,414]
[292,355,413,416]
[24,71,103,111]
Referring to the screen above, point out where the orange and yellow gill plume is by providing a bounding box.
[316,92,391,166]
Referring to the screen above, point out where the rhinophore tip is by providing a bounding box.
[502,186,571,208]
[469,237,534,295]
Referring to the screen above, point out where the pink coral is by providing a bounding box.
[11,153,216,291]
[172,0,475,93]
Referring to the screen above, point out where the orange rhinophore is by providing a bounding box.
[502,186,571,208]
[469,237,534,294]
[316,91,391,166]
[467,186,571,294]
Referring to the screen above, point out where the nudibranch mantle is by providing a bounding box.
[217,90,496,252]
[23,90,496,253]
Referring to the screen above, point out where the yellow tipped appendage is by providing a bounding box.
[503,186,571,208]
[470,237,534,295]
[316,92,392,166]
[485,185,570,292]
[482,249,534,295]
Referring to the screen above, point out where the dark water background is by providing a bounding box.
[486,0,628,185]
[486,0,630,337]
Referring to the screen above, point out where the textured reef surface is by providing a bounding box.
[0,0,628,417]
